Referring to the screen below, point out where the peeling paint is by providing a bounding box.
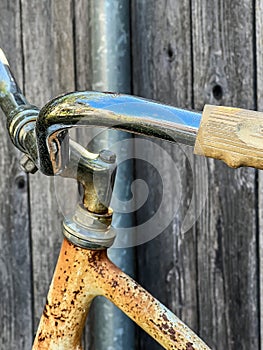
[33,239,211,350]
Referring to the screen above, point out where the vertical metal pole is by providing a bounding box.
[90,1,131,93]
[88,1,136,349]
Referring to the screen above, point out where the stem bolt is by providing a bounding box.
[20,154,38,174]
[99,149,116,164]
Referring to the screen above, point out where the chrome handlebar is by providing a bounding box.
[0,49,201,177]
[0,47,202,221]
[37,91,201,175]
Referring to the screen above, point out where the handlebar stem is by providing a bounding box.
[0,48,202,249]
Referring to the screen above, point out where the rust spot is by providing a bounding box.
[162,322,169,330]
[162,313,169,322]
[149,318,156,326]
[186,342,195,350]
[168,327,176,335]
[38,335,45,342]
[38,331,46,342]
[73,290,80,299]
[170,334,176,342]
[43,304,49,318]
[111,280,119,288]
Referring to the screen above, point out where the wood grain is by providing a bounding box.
[20,0,75,334]
[256,0,263,347]
[73,0,92,91]
[192,0,259,348]
[132,1,198,349]
[0,1,33,349]
[0,1,261,349]
[195,105,263,169]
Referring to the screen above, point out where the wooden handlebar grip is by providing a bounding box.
[194,105,263,170]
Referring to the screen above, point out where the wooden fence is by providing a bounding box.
[0,1,261,349]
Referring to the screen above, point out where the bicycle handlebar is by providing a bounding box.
[36,91,201,175]
[0,49,28,115]
[1,48,262,177]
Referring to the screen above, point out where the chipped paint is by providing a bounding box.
[33,239,211,350]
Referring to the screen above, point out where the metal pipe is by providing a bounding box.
[36,91,201,175]
[0,49,28,115]
[0,49,39,161]
[88,1,135,348]
[0,49,201,177]
[90,0,131,94]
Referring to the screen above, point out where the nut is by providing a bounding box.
[20,154,38,174]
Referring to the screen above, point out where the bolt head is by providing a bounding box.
[99,149,116,164]
[20,154,38,174]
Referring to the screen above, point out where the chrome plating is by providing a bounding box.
[63,203,116,249]
[36,91,201,176]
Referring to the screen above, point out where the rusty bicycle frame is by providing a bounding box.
[1,45,263,349]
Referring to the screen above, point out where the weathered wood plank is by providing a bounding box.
[0,1,33,349]
[20,0,75,333]
[192,0,259,348]
[73,0,92,91]
[256,0,263,347]
[132,1,197,349]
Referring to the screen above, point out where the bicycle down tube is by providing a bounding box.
[1,46,263,349]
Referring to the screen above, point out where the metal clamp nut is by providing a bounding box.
[20,154,38,174]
